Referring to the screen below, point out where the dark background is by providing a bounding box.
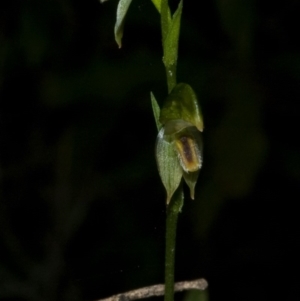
[1,0,299,300]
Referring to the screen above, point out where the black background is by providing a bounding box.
[1,0,299,300]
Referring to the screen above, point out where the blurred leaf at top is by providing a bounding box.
[114,0,133,48]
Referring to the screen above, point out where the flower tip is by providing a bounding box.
[196,122,204,132]
[116,40,122,48]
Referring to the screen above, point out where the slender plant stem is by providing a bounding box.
[160,1,183,301]
[164,187,183,301]
[160,0,170,44]
[160,0,177,93]
[165,64,177,93]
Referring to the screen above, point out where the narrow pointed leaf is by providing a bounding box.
[151,92,162,131]
[156,128,183,204]
[163,0,183,68]
[114,0,133,48]
[151,0,161,13]
[160,0,172,45]
[160,83,204,132]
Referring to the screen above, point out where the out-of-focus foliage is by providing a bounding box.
[1,0,299,301]
[114,0,133,48]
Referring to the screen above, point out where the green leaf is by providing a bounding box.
[163,0,183,68]
[160,83,204,132]
[156,128,183,204]
[151,0,161,13]
[160,0,172,44]
[151,92,163,131]
[114,0,133,48]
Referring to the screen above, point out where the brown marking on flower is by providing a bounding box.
[175,135,201,172]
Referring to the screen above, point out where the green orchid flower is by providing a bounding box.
[152,83,204,204]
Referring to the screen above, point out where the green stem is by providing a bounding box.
[160,0,170,44]
[160,0,176,93]
[164,186,183,301]
[160,1,182,301]
[165,64,177,93]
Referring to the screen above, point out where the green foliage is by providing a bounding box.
[162,1,183,70]
[160,0,172,44]
[151,92,163,131]
[156,125,184,204]
[151,0,162,12]
[114,0,133,48]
